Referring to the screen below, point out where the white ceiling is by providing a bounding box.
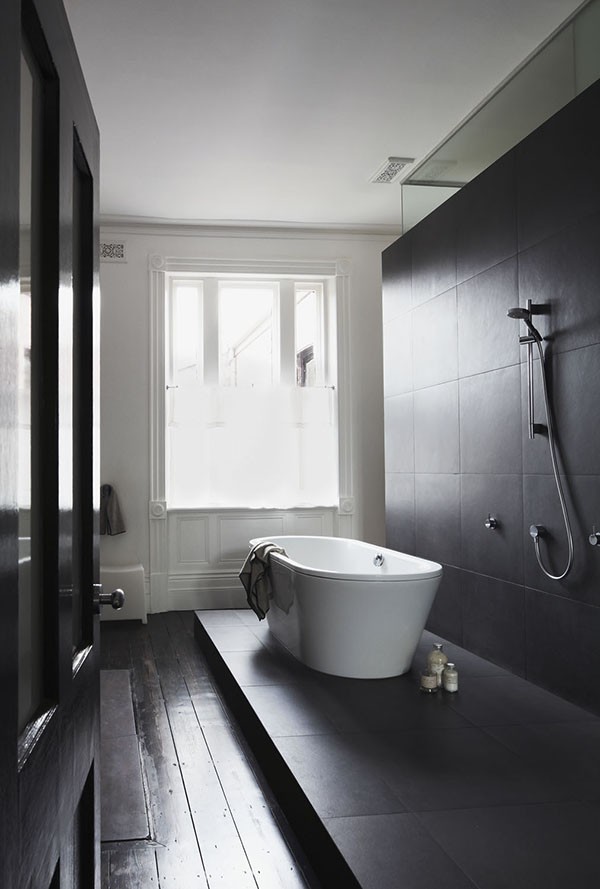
[65,0,585,230]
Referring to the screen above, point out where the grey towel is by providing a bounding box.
[100,484,126,535]
[239,542,285,620]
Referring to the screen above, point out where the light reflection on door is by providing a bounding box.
[18,47,43,733]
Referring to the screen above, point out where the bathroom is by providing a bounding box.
[91,3,600,886]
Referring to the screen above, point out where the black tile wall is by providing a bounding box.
[382,232,412,323]
[456,151,517,285]
[384,473,415,555]
[383,77,600,713]
[460,474,523,584]
[414,381,459,473]
[411,287,458,389]
[459,366,522,474]
[411,197,456,307]
[457,257,520,378]
[414,473,460,566]
[383,394,414,473]
[425,565,464,644]
[382,312,412,396]
[517,80,600,252]
[525,589,600,711]
[462,573,526,676]
[518,212,600,355]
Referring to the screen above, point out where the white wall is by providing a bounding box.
[99,223,392,606]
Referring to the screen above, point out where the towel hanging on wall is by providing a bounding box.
[100,484,126,535]
[239,542,285,620]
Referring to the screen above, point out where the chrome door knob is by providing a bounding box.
[93,584,125,614]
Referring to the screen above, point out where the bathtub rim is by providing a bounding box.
[249,535,442,582]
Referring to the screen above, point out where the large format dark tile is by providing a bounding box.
[459,365,522,474]
[522,474,580,599]
[484,720,600,801]
[385,473,416,555]
[242,683,338,737]
[384,393,414,473]
[383,312,413,396]
[325,813,478,889]
[445,673,597,727]
[382,233,412,323]
[414,629,509,679]
[366,726,570,811]
[523,344,600,478]
[455,151,517,285]
[412,288,458,390]
[457,257,520,378]
[461,573,526,676]
[413,381,459,474]
[198,610,600,889]
[305,672,470,734]
[552,343,600,477]
[421,802,600,889]
[411,198,457,307]
[460,473,523,584]
[273,733,406,819]
[517,78,600,251]
[414,474,461,566]
[424,565,464,644]
[525,588,600,714]
[204,626,266,652]
[220,647,305,687]
[518,212,600,354]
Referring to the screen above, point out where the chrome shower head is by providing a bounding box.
[507,307,530,320]
[507,306,543,342]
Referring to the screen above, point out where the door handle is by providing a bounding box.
[93,583,125,614]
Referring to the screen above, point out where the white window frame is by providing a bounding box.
[148,255,354,612]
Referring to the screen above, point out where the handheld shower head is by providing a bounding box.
[507,306,543,342]
[507,307,530,320]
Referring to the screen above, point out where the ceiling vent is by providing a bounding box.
[100,241,127,262]
[370,157,414,184]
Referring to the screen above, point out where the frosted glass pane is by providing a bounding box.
[167,385,337,508]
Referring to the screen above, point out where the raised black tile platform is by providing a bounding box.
[195,610,600,889]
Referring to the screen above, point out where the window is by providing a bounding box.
[165,274,338,509]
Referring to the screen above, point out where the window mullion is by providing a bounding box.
[279,279,295,386]
[204,277,219,384]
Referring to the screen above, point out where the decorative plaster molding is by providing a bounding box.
[149,500,167,519]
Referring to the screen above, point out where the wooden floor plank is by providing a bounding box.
[128,622,209,889]
[107,847,159,889]
[101,850,111,889]
[165,699,257,889]
[203,724,311,889]
[100,614,314,889]
[165,621,231,727]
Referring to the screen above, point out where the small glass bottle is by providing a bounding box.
[427,642,448,687]
[442,662,458,693]
[420,669,439,693]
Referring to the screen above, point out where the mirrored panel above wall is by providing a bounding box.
[401,0,600,232]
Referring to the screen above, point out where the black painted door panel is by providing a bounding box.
[0,0,100,886]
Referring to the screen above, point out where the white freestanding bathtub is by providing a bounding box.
[250,535,442,679]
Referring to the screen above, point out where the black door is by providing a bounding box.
[0,0,101,886]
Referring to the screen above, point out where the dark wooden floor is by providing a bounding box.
[100,612,318,889]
